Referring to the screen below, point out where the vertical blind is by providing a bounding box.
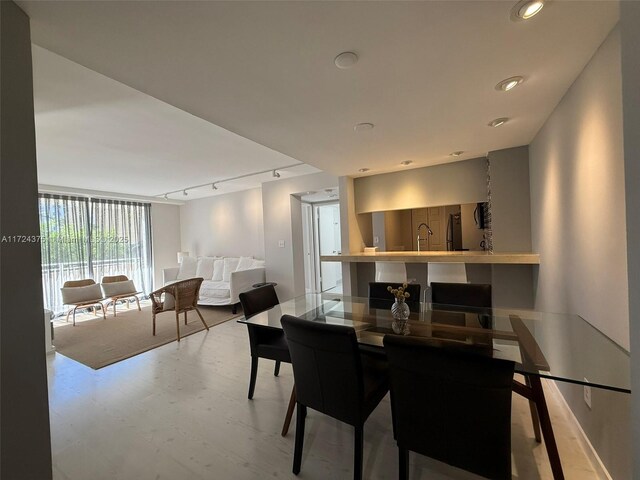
[39,194,153,314]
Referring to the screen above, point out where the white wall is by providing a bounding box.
[180,188,265,260]
[530,26,628,350]
[529,26,631,479]
[151,202,181,288]
[262,172,338,301]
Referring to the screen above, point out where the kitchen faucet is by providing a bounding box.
[416,223,433,251]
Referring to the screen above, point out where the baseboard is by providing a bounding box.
[545,379,613,480]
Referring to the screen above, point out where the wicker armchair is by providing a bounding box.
[149,277,208,341]
[101,275,142,317]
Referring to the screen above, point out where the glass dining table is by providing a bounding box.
[238,293,631,480]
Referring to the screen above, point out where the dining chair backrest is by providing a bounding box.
[383,334,514,480]
[239,285,280,319]
[368,282,421,313]
[281,315,364,426]
[430,282,492,308]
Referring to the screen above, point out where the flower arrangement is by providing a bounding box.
[387,283,410,301]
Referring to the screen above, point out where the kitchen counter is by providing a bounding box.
[320,251,540,265]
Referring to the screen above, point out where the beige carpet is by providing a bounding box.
[53,304,241,369]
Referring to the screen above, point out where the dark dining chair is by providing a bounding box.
[430,282,492,308]
[383,334,515,480]
[368,282,421,313]
[281,315,389,480]
[239,285,290,399]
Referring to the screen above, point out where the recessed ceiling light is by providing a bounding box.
[450,151,464,157]
[358,168,370,173]
[401,160,413,166]
[495,76,524,92]
[334,51,359,69]
[488,117,509,128]
[511,0,545,21]
[354,122,374,132]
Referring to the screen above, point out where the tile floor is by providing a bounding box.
[48,318,605,479]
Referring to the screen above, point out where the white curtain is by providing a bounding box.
[39,194,153,314]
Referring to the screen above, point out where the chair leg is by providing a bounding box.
[72,306,78,326]
[232,303,237,314]
[175,311,181,342]
[354,425,364,480]
[66,309,71,323]
[152,313,156,336]
[248,356,258,399]
[135,296,141,311]
[399,447,409,480]
[184,311,188,325]
[195,308,209,330]
[101,303,106,319]
[274,360,281,376]
[293,403,306,475]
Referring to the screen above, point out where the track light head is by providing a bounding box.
[183,190,188,196]
[212,183,218,190]
[273,170,281,178]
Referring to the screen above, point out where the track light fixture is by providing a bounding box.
[156,162,302,199]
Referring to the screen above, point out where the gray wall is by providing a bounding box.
[180,188,265,260]
[489,146,534,308]
[620,2,640,478]
[354,157,487,214]
[0,2,53,478]
[262,172,338,300]
[529,25,630,479]
[151,202,181,288]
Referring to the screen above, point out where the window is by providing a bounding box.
[39,194,153,313]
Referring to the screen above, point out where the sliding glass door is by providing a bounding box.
[39,194,153,314]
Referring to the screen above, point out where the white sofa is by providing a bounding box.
[163,256,265,314]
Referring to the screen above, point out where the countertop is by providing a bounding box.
[320,251,540,264]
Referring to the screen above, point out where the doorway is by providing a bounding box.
[301,199,342,294]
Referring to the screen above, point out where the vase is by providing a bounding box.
[391,298,411,335]
[391,298,410,321]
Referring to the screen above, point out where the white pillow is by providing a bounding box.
[61,284,103,304]
[195,257,216,279]
[251,259,265,269]
[212,259,224,281]
[222,257,240,282]
[236,256,254,271]
[177,256,197,280]
[101,280,137,297]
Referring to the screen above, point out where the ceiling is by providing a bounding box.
[31,46,318,200]
[21,1,618,193]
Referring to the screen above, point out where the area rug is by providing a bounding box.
[53,304,241,369]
